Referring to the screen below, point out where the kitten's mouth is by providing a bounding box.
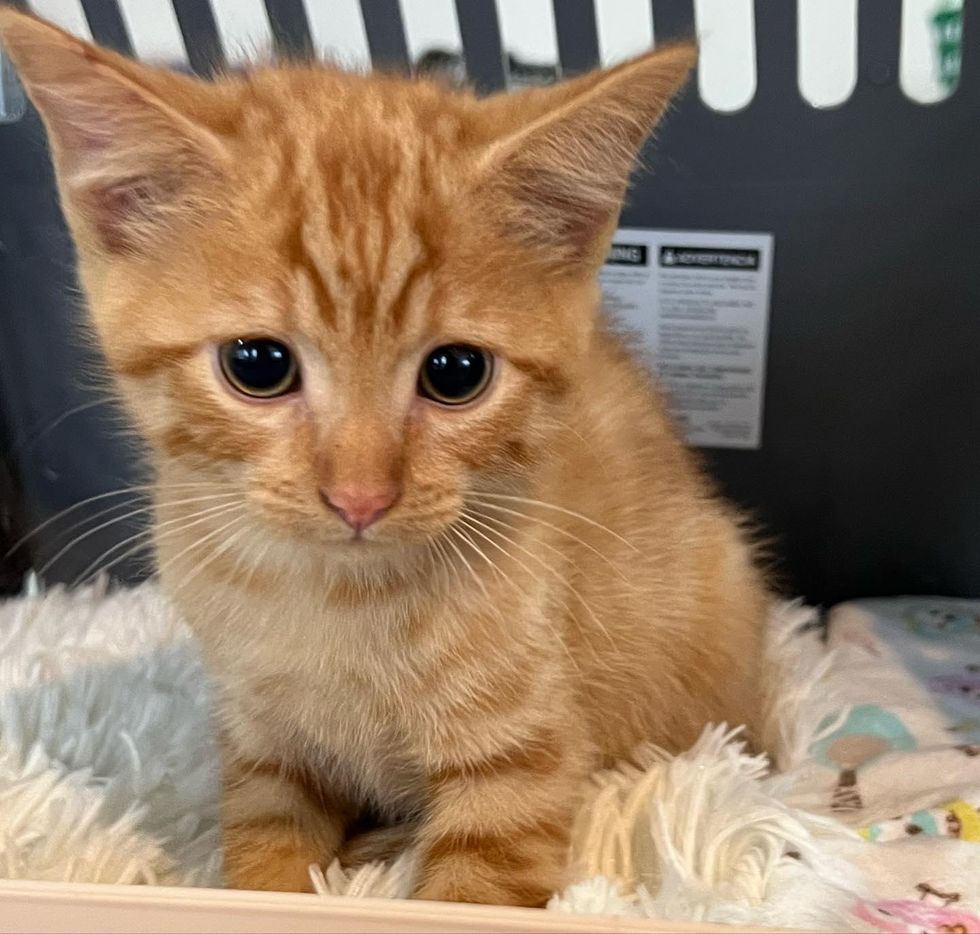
[335,528,384,547]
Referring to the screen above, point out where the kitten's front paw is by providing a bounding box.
[223,824,320,893]
[415,874,553,908]
[414,847,559,908]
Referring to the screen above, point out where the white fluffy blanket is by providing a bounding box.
[1,579,979,932]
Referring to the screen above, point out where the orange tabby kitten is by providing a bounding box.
[1,11,770,906]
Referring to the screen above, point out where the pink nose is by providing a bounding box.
[322,486,397,532]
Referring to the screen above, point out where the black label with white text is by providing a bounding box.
[607,243,649,266]
[659,246,759,271]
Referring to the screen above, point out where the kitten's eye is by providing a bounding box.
[418,344,493,406]
[219,338,299,399]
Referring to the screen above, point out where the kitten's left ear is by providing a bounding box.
[475,44,696,271]
[0,9,230,256]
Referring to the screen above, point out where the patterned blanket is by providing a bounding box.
[783,597,980,933]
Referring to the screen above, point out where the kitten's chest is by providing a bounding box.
[270,665,426,813]
[216,599,475,811]
[191,560,550,809]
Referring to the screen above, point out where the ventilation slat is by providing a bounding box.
[496,0,558,75]
[28,0,91,40]
[454,0,506,91]
[553,0,599,75]
[209,0,273,65]
[900,0,962,103]
[595,0,654,66]
[798,0,856,108]
[117,0,188,65]
[172,0,225,75]
[694,0,756,112]
[79,0,132,54]
[399,0,462,70]
[360,0,410,71]
[264,0,314,59]
[302,0,371,70]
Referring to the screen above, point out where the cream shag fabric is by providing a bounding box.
[1,579,975,931]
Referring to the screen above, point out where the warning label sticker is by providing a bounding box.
[599,228,774,450]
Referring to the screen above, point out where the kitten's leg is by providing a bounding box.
[414,728,586,907]
[221,753,352,893]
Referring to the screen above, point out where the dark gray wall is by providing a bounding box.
[1,0,978,604]
[634,1,980,603]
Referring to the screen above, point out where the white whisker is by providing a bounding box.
[450,523,588,679]
[458,512,618,654]
[5,481,232,559]
[468,491,640,553]
[426,534,454,592]
[154,513,249,590]
[70,501,244,588]
[164,520,252,610]
[44,495,240,582]
[47,491,240,570]
[441,527,491,600]
[466,499,632,584]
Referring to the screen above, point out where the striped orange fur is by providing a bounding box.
[1,10,771,907]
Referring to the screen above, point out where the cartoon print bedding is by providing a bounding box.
[787,597,980,933]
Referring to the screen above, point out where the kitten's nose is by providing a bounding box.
[321,485,398,533]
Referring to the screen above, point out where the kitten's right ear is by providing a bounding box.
[0,9,230,255]
[473,44,695,273]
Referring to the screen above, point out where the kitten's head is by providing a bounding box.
[0,10,693,556]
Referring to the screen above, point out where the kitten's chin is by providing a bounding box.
[330,534,382,551]
[315,529,428,560]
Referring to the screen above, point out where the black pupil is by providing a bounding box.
[226,339,293,392]
[423,346,487,401]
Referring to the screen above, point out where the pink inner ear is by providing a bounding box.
[486,150,623,269]
[27,73,213,253]
[509,165,617,259]
[78,175,163,254]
